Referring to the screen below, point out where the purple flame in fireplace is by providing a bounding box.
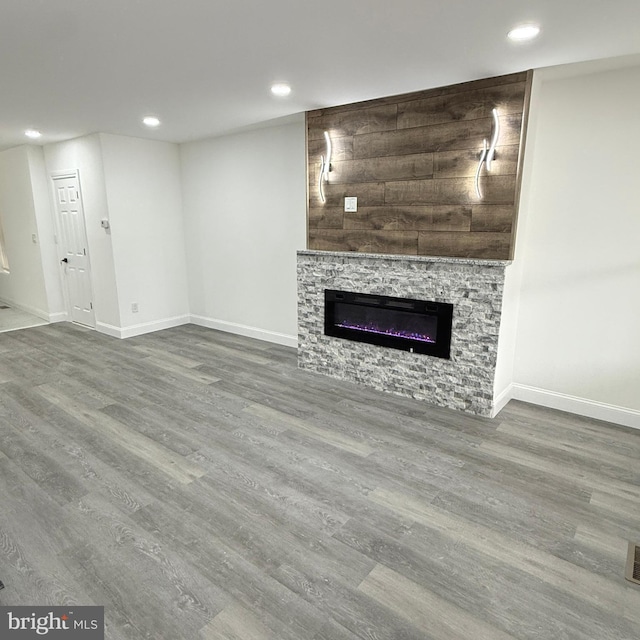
[335,321,436,344]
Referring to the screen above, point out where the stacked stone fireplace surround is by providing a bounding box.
[297,250,508,417]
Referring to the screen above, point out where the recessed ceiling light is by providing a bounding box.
[270,83,292,97]
[507,24,541,42]
[25,129,42,139]
[143,116,161,128]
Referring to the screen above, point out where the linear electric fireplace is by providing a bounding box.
[324,289,453,359]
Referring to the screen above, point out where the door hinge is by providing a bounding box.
[83,248,86,256]
[90,302,93,310]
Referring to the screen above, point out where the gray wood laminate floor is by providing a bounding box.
[0,322,639,639]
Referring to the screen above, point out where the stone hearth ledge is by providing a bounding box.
[298,250,510,268]
[297,250,510,416]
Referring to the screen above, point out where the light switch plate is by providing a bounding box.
[344,197,358,212]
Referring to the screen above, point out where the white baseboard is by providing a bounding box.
[96,315,190,339]
[95,321,122,338]
[491,384,514,418]
[49,311,68,323]
[120,315,190,339]
[190,314,297,349]
[0,297,50,321]
[508,383,640,431]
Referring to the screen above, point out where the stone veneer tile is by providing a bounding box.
[297,251,508,416]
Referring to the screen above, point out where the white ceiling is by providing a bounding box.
[1,0,639,152]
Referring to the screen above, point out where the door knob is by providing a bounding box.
[61,258,68,263]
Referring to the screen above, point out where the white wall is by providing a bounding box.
[44,135,121,330]
[27,146,66,320]
[180,117,307,346]
[0,145,49,318]
[100,134,189,337]
[505,58,640,428]
[493,260,524,415]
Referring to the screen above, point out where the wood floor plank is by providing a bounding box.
[59,491,226,639]
[129,499,353,640]
[0,454,89,606]
[35,383,206,485]
[335,516,638,640]
[131,343,205,368]
[479,440,640,501]
[0,396,88,506]
[200,601,279,640]
[1,383,190,514]
[358,563,517,640]
[498,400,640,454]
[496,420,640,469]
[545,524,634,582]
[491,425,640,484]
[273,562,428,640]
[243,403,375,457]
[100,402,202,457]
[142,356,222,384]
[368,486,640,626]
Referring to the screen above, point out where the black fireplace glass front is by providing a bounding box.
[324,290,453,358]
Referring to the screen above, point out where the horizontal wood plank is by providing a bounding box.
[433,145,519,179]
[308,104,397,140]
[342,205,471,231]
[308,229,418,254]
[385,175,516,206]
[329,153,434,184]
[308,207,345,229]
[309,182,385,208]
[470,205,515,233]
[308,136,354,162]
[418,231,512,259]
[397,82,527,129]
[354,114,522,159]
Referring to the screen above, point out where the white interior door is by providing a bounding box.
[52,172,96,328]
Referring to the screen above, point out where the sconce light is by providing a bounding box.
[318,131,332,203]
[475,139,488,200]
[475,108,500,199]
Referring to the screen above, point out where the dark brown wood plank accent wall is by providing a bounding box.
[306,71,533,259]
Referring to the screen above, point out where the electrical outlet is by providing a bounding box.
[131,303,139,313]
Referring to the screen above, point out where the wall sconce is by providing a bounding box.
[475,108,500,199]
[318,131,332,203]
